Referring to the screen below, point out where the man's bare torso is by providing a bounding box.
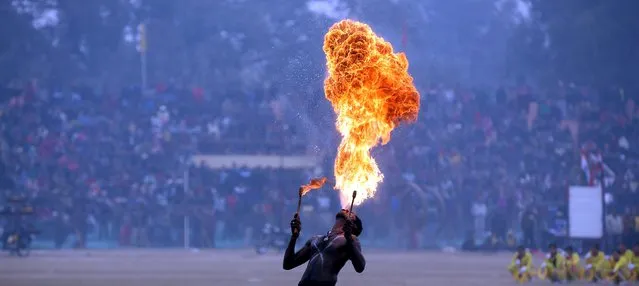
[298,233,358,285]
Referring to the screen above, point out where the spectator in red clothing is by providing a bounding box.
[192,87,204,102]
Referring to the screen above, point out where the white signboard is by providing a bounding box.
[568,185,603,238]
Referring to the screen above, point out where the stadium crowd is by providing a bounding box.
[409,82,638,250]
[0,80,306,248]
[0,78,637,250]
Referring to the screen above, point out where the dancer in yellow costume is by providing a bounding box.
[601,250,632,285]
[620,243,633,261]
[537,244,565,282]
[508,246,534,283]
[563,246,583,281]
[628,243,639,281]
[583,244,606,282]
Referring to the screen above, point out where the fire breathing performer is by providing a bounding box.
[282,17,420,285]
[283,189,365,286]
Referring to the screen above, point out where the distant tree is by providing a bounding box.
[53,0,135,84]
[1,0,138,85]
[0,1,48,84]
[515,0,639,88]
[5,0,637,90]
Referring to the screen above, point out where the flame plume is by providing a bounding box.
[323,20,420,207]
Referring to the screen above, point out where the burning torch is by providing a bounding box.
[293,177,328,236]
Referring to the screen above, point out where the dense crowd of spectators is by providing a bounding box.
[0,78,637,250]
[382,81,639,249]
[0,80,306,248]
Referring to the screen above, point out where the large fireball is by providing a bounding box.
[323,20,420,207]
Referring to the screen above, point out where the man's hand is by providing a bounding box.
[290,214,301,238]
[519,266,527,274]
[342,216,356,241]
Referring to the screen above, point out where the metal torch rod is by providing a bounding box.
[349,191,357,213]
[293,190,303,236]
[296,193,302,215]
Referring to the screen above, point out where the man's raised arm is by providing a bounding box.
[283,214,311,270]
[346,235,366,273]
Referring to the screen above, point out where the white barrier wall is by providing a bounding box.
[568,185,603,239]
[191,155,319,169]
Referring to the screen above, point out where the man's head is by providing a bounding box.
[590,244,600,254]
[549,243,557,255]
[565,246,574,254]
[335,209,363,237]
[612,249,621,260]
[517,245,525,257]
[619,243,627,253]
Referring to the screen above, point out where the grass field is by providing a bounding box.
[0,249,563,286]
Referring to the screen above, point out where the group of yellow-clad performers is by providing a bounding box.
[509,243,639,284]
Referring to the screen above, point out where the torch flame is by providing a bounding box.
[300,177,328,196]
[323,20,420,207]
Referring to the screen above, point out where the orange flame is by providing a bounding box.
[323,20,420,207]
[300,177,328,196]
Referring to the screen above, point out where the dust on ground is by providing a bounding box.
[0,249,561,286]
